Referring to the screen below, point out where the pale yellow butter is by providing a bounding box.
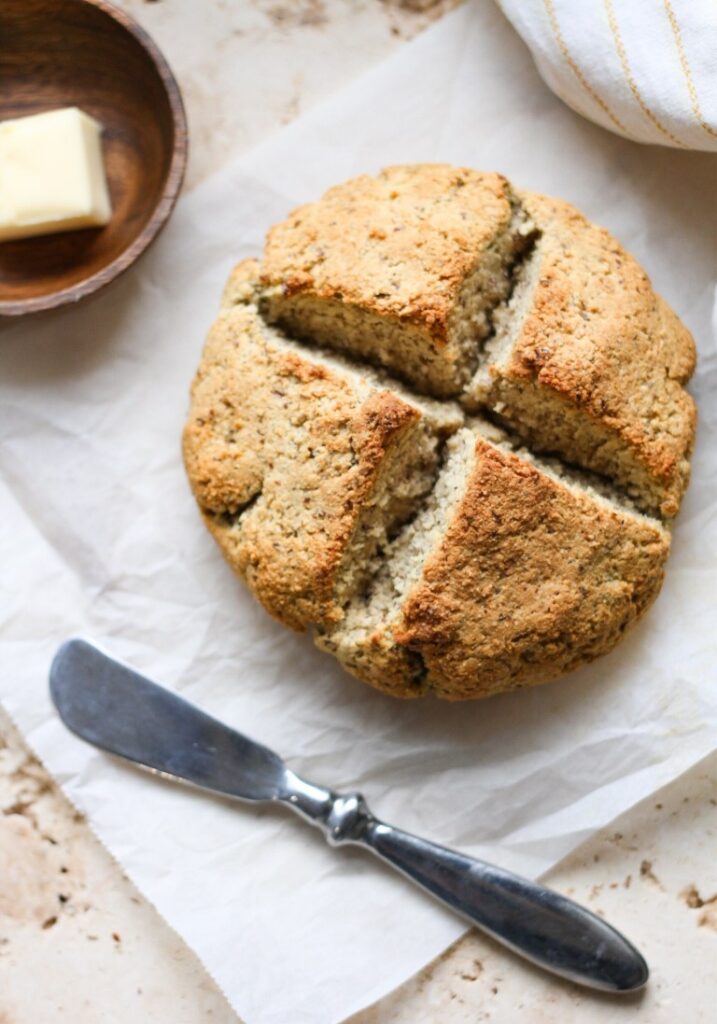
[0,107,112,242]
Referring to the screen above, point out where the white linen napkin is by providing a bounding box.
[500,0,717,151]
[0,3,715,1023]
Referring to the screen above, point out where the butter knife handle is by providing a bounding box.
[358,818,647,993]
[280,776,647,993]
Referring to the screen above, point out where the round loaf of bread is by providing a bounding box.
[183,165,696,700]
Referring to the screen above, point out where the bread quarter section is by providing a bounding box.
[183,299,462,631]
[259,165,535,399]
[318,422,670,699]
[467,192,696,518]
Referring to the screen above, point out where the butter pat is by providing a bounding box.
[0,107,112,242]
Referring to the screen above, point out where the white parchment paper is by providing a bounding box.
[1,4,716,1022]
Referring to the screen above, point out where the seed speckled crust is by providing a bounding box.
[183,165,694,700]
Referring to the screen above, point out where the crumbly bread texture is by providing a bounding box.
[183,281,462,630]
[183,165,696,701]
[466,193,696,518]
[317,423,670,699]
[259,165,535,399]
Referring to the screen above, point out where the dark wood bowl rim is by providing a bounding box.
[0,0,188,317]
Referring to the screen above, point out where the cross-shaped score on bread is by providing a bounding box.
[183,165,695,701]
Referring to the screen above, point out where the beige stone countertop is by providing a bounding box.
[1,2,715,1021]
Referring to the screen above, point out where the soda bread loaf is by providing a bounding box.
[183,165,695,700]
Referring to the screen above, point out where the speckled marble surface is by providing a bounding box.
[1,2,715,1021]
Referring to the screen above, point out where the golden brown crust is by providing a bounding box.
[183,164,694,701]
[397,438,670,699]
[261,165,514,341]
[484,192,697,517]
[221,257,263,309]
[329,631,426,701]
[183,305,434,631]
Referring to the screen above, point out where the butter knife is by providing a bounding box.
[49,638,648,993]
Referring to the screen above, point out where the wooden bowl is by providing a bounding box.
[0,0,187,316]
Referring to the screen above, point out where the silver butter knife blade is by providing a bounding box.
[50,638,649,994]
[50,637,283,801]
